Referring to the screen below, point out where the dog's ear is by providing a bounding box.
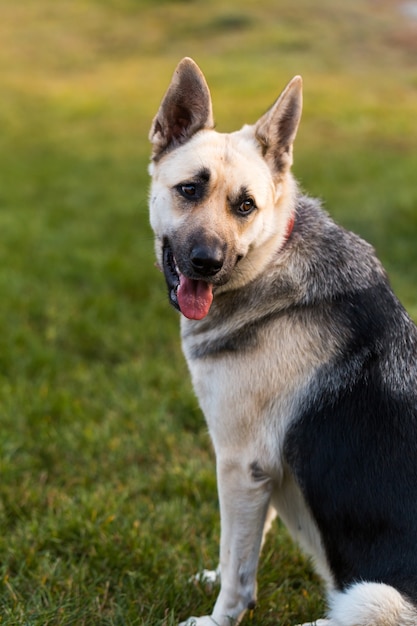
[149,57,214,159]
[254,76,302,173]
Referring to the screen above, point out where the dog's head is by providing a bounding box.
[148,58,302,320]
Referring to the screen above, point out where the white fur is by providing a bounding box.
[150,59,417,626]
[149,128,298,293]
[327,582,417,626]
[180,313,340,626]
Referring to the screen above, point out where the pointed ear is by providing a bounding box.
[149,57,214,159]
[254,76,302,173]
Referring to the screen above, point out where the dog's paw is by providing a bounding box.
[179,617,218,626]
[190,567,220,588]
[298,619,333,626]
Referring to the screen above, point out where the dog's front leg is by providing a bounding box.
[214,457,273,623]
[181,456,273,626]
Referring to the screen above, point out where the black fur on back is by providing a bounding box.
[284,261,417,604]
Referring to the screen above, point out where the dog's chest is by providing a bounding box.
[181,313,337,465]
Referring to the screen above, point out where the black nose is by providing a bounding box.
[190,242,224,276]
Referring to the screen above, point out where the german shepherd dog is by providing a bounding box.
[148,58,417,625]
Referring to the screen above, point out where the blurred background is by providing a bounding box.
[0,1,416,624]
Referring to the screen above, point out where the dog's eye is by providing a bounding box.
[238,198,256,215]
[178,184,198,199]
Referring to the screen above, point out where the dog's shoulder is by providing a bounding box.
[289,194,387,301]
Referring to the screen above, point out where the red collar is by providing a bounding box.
[283,212,295,246]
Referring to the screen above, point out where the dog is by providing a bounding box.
[148,57,417,625]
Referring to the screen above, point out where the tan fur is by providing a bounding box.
[149,128,299,293]
[148,58,416,626]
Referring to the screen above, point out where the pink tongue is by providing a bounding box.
[177,275,213,320]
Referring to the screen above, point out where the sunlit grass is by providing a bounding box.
[0,0,416,623]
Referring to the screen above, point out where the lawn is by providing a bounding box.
[0,0,416,624]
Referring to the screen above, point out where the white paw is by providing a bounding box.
[191,567,220,588]
[297,620,331,626]
[179,617,219,626]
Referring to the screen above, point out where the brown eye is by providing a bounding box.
[178,184,197,198]
[238,198,256,215]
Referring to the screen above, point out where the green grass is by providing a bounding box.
[0,0,416,623]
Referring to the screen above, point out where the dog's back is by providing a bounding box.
[284,200,417,603]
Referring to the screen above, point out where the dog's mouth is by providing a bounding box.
[162,240,214,321]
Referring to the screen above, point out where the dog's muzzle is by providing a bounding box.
[162,239,216,321]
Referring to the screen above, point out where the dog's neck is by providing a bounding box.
[273,172,298,255]
[274,208,296,258]
[283,212,295,247]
